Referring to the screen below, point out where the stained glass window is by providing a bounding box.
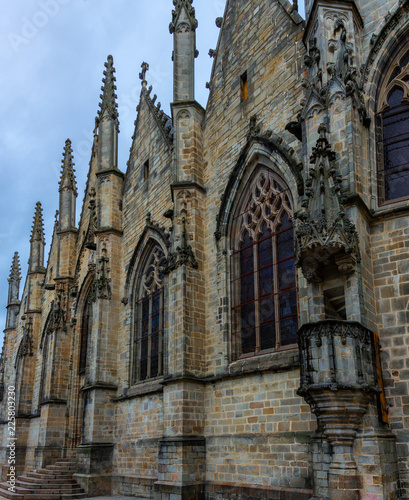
[377,47,409,203]
[232,170,298,358]
[79,293,92,374]
[134,245,166,382]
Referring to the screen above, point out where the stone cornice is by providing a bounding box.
[57,228,78,236]
[170,181,206,196]
[95,168,125,180]
[95,227,124,237]
[81,382,118,393]
[171,99,205,116]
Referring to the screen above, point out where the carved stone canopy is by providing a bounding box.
[295,124,360,283]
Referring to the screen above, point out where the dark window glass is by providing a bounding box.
[79,295,92,374]
[134,246,165,382]
[232,173,299,358]
[378,52,409,203]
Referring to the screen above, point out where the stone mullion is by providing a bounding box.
[147,295,152,380]
[159,291,164,377]
[273,233,281,349]
[254,240,260,354]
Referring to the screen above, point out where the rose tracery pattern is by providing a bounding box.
[232,170,298,359]
[238,171,293,245]
[142,247,166,297]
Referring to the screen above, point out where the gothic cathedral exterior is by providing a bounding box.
[1,0,409,498]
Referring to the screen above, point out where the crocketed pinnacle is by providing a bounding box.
[59,139,77,195]
[30,202,45,244]
[169,0,198,33]
[98,55,118,122]
[8,252,21,284]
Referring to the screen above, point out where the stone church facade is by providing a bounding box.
[1,0,409,498]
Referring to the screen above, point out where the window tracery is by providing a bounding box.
[133,245,166,382]
[232,170,298,358]
[377,46,409,203]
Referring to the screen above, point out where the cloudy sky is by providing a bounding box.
[0,0,304,341]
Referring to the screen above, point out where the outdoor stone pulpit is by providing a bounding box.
[297,320,381,500]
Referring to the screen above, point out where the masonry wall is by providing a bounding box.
[371,214,409,493]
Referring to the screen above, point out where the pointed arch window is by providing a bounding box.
[133,245,166,383]
[232,170,298,359]
[377,46,409,204]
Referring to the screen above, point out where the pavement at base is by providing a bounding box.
[82,497,143,499]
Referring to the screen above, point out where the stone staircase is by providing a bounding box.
[0,459,87,499]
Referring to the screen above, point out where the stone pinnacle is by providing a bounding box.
[59,139,77,195]
[98,55,119,122]
[30,202,45,243]
[8,252,21,284]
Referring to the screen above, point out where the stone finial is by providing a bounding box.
[169,0,198,34]
[8,252,21,284]
[59,139,77,195]
[30,202,45,244]
[98,55,119,122]
[139,61,149,88]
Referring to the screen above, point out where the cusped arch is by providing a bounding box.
[216,138,302,243]
[362,8,409,103]
[124,224,169,305]
[127,232,168,384]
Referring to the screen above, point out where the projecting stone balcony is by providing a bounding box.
[297,320,382,500]
[297,320,380,396]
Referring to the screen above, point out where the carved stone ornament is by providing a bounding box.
[169,0,198,34]
[304,37,320,69]
[142,85,173,148]
[89,246,112,301]
[19,317,34,359]
[297,319,381,499]
[298,20,370,128]
[294,124,360,283]
[85,188,97,250]
[49,288,67,332]
[164,216,198,273]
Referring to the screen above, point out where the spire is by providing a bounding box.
[8,252,21,285]
[169,0,198,34]
[6,252,21,327]
[97,55,118,123]
[59,139,77,195]
[96,56,119,171]
[30,202,45,244]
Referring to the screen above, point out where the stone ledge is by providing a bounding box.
[228,348,300,378]
[114,379,163,401]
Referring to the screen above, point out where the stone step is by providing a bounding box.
[18,476,76,485]
[45,465,75,472]
[16,480,82,491]
[36,468,73,476]
[0,457,86,499]
[26,472,76,482]
[0,491,87,500]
